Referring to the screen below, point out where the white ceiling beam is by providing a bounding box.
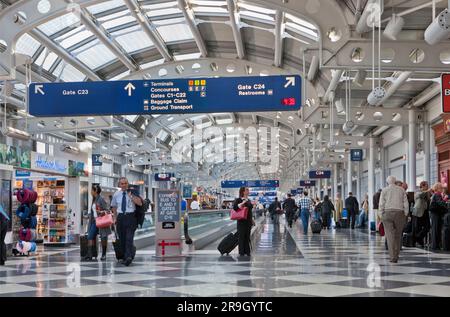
[79,9,139,71]
[177,0,208,57]
[274,10,284,67]
[29,29,101,81]
[226,0,245,59]
[123,0,172,62]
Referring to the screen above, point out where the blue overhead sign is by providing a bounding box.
[309,170,331,179]
[221,180,279,188]
[300,180,316,187]
[29,75,302,117]
[92,154,103,166]
[155,173,175,181]
[351,149,363,161]
[15,170,31,177]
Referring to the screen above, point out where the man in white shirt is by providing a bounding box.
[190,197,200,210]
[111,177,142,266]
[379,175,409,263]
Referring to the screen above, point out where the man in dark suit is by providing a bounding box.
[0,204,10,266]
[283,194,297,228]
[345,192,359,229]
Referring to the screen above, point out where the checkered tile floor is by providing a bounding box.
[1,217,449,297]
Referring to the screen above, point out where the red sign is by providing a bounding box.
[442,73,450,113]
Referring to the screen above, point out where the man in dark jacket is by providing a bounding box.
[283,194,297,228]
[373,189,382,231]
[269,198,282,224]
[345,192,359,229]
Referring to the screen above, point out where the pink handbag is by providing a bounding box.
[96,213,114,229]
[230,207,248,220]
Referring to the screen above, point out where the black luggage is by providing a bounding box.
[311,220,322,234]
[112,228,136,261]
[80,235,97,259]
[218,232,239,255]
[402,232,414,247]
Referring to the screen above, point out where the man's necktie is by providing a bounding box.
[121,191,127,213]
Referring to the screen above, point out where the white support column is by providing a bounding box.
[423,114,431,183]
[380,145,386,189]
[341,163,346,197]
[356,161,361,202]
[324,178,328,197]
[333,163,338,199]
[317,179,322,199]
[368,137,376,231]
[347,155,352,195]
[408,110,417,191]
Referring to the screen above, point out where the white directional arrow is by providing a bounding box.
[124,82,135,96]
[284,76,296,88]
[35,85,45,95]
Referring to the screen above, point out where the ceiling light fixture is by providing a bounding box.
[424,8,450,45]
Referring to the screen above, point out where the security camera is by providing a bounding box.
[296,129,302,135]
[327,140,336,150]
[367,86,386,106]
[342,120,355,134]
[424,9,450,45]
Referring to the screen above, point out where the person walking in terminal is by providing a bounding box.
[313,197,322,221]
[269,197,282,224]
[283,193,297,228]
[321,195,335,230]
[298,191,313,234]
[0,204,9,266]
[373,189,382,231]
[334,192,343,224]
[85,184,111,261]
[412,181,431,248]
[345,192,359,229]
[379,176,409,263]
[233,187,255,257]
[111,177,143,266]
[429,182,448,251]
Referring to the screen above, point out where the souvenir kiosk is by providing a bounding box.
[13,142,92,246]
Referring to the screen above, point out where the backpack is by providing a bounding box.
[412,195,427,217]
[135,197,149,228]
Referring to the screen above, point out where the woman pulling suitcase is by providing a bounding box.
[233,187,255,257]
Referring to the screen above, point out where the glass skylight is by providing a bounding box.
[157,23,194,43]
[38,13,80,36]
[59,29,93,49]
[14,33,41,57]
[110,70,130,80]
[124,115,138,122]
[53,62,86,82]
[140,59,165,69]
[76,43,116,69]
[87,0,125,15]
[102,15,136,30]
[115,30,153,53]
[174,52,202,61]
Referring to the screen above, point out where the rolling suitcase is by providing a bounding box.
[218,232,239,255]
[80,235,97,259]
[311,220,322,234]
[402,232,414,247]
[112,227,136,261]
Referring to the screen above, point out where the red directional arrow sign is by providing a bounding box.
[443,74,450,113]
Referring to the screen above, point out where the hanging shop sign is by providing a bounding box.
[68,160,89,177]
[154,173,175,181]
[221,180,279,188]
[22,179,33,190]
[350,149,364,161]
[182,185,192,199]
[155,189,182,257]
[92,154,103,166]
[15,170,31,177]
[28,75,302,117]
[442,73,450,113]
[0,144,31,168]
[32,153,68,174]
[300,180,316,187]
[309,170,331,179]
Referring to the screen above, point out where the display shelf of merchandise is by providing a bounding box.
[36,180,68,245]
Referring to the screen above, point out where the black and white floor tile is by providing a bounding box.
[0,216,449,297]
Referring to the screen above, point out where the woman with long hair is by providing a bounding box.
[233,187,255,256]
[85,184,111,261]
